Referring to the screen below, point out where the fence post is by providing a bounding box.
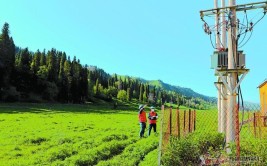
[169,107,172,135]
[248,112,250,132]
[176,109,180,138]
[194,110,196,131]
[189,109,191,133]
[259,114,262,139]
[184,110,186,135]
[158,105,164,166]
[253,113,256,137]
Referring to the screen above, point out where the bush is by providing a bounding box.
[117,90,127,101]
[1,86,20,102]
[162,137,200,166]
[229,139,267,165]
[139,148,158,166]
[162,132,224,166]
[24,137,48,145]
[195,132,225,155]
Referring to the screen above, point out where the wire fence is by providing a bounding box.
[159,103,267,165]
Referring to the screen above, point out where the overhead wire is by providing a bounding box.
[201,16,218,49]
[239,29,253,48]
[237,11,249,46]
[239,11,266,48]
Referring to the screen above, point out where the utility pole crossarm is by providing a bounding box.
[200,1,267,17]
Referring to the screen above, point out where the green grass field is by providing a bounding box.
[0,103,159,166]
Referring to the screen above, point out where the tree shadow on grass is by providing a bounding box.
[0,103,138,114]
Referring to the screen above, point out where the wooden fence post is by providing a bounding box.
[158,105,164,166]
[253,113,256,137]
[259,114,262,139]
[176,109,180,138]
[169,107,172,135]
[184,110,186,135]
[248,112,250,132]
[189,109,191,133]
[194,110,196,131]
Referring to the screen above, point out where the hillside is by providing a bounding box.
[147,80,216,102]
[117,75,216,103]
[0,22,215,106]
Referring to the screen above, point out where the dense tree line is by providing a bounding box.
[0,23,210,109]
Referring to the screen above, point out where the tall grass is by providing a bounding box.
[0,103,158,165]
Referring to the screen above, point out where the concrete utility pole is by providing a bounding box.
[226,0,237,148]
[220,0,227,134]
[200,0,267,155]
[214,0,222,133]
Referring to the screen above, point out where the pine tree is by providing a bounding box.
[177,95,180,107]
[40,49,46,66]
[127,88,131,101]
[95,78,99,95]
[30,49,41,74]
[147,85,150,98]
[47,48,57,82]
[17,48,31,72]
[58,52,66,82]
[0,23,15,89]
[57,53,67,102]
[139,84,143,101]
[70,57,82,103]
[123,77,127,90]
[143,87,147,103]
[80,65,88,101]
[63,57,72,102]
[114,74,118,82]
[14,48,32,93]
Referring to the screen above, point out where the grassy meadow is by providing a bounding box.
[1,101,263,166]
[0,102,159,166]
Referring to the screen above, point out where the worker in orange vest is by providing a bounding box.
[138,105,147,138]
[148,106,158,136]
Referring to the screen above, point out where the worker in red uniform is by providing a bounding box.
[138,105,147,138]
[148,106,158,136]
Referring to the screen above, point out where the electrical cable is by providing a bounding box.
[249,10,265,25]
[236,75,245,133]
[250,11,266,29]
[210,33,216,49]
[238,12,246,35]
[217,21,228,49]
[239,11,265,48]
[238,10,249,47]
[237,17,249,36]
[239,82,245,133]
[239,29,253,48]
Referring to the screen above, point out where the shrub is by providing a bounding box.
[162,132,224,166]
[229,139,267,165]
[117,90,127,101]
[24,137,48,145]
[1,86,20,102]
[139,148,158,166]
[102,134,128,142]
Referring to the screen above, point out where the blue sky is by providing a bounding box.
[0,0,266,102]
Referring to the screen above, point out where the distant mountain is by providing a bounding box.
[147,79,216,102]
[117,75,216,103]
